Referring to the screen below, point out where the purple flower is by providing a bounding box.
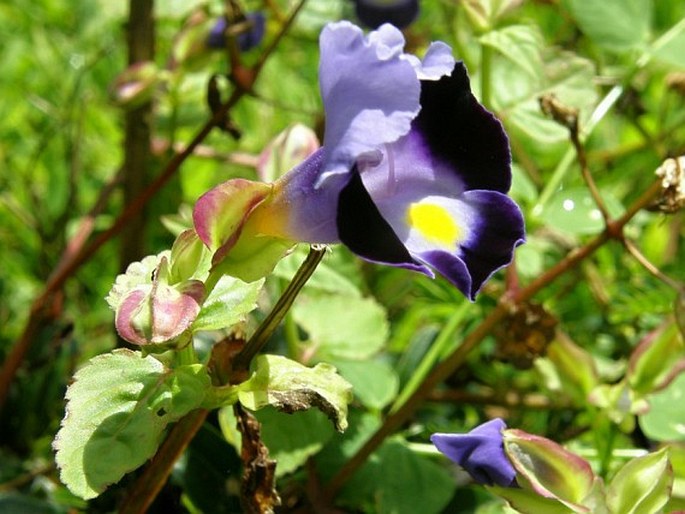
[245,22,524,299]
[207,12,266,52]
[352,0,419,29]
[431,418,517,487]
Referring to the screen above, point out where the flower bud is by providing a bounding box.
[431,418,517,487]
[628,321,685,396]
[169,229,211,283]
[257,124,320,182]
[115,257,205,345]
[503,429,595,508]
[109,61,163,109]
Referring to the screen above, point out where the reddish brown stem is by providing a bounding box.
[118,409,209,514]
[120,0,155,268]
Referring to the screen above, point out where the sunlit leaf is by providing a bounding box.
[293,294,389,360]
[332,359,399,410]
[542,187,624,235]
[238,354,353,432]
[639,372,685,442]
[565,0,651,52]
[191,276,264,332]
[480,24,543,78]
[54,350,209,499]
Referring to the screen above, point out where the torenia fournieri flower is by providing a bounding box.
[431,418,517,487]
[207,12,266,52]
[194,21,524,299]
[351,0,419,29]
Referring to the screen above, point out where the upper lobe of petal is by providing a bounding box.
[317,22,422,181]
[416,62,512,193]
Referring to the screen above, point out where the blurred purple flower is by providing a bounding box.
[352,0,419,29]
[431,418,517,487]
[246,22,524,299]
[207,12,266,52]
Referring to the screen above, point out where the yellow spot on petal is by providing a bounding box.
[407,202,461,248]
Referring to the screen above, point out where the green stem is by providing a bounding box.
[176,335,198,365]
[233,245,326,372]
[596,415,618,478]
[390,302,470,414]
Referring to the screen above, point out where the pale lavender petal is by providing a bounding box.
[251,149,344,243]
[404,41,456,80]
[317,21,421,181]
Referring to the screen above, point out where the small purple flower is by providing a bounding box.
[431,418,517,487]
[246,22,524,299]
[207,12,266,52]
[352,0,419,29]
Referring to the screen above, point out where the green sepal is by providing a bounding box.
[504,429,596,510]
[257,123,319,182]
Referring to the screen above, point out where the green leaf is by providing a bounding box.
[494,51,598,146]
[480,24,544,78]
[53,349,209,499]
[191,276,264,332]
[332,359,399,410]
[565,0,651,52]
[606,448,673,514]
[293,294,389,360]
[639,372,685,441]
[542,187,624,235]
[238,355,353,432]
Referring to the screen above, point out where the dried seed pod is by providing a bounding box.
[649,155,685,213]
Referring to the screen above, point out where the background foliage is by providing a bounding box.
[1,0,684,512]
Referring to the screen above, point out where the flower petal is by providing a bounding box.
[431,418,517,487]
[417,190,525,299]
[404,41,456,80]
[337,169,430,274]
[415,62,512,193]
[317,21,422,181]
[250,148,343,243]
[353,0,419,30]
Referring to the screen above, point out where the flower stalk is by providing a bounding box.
[232,245,327,373]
